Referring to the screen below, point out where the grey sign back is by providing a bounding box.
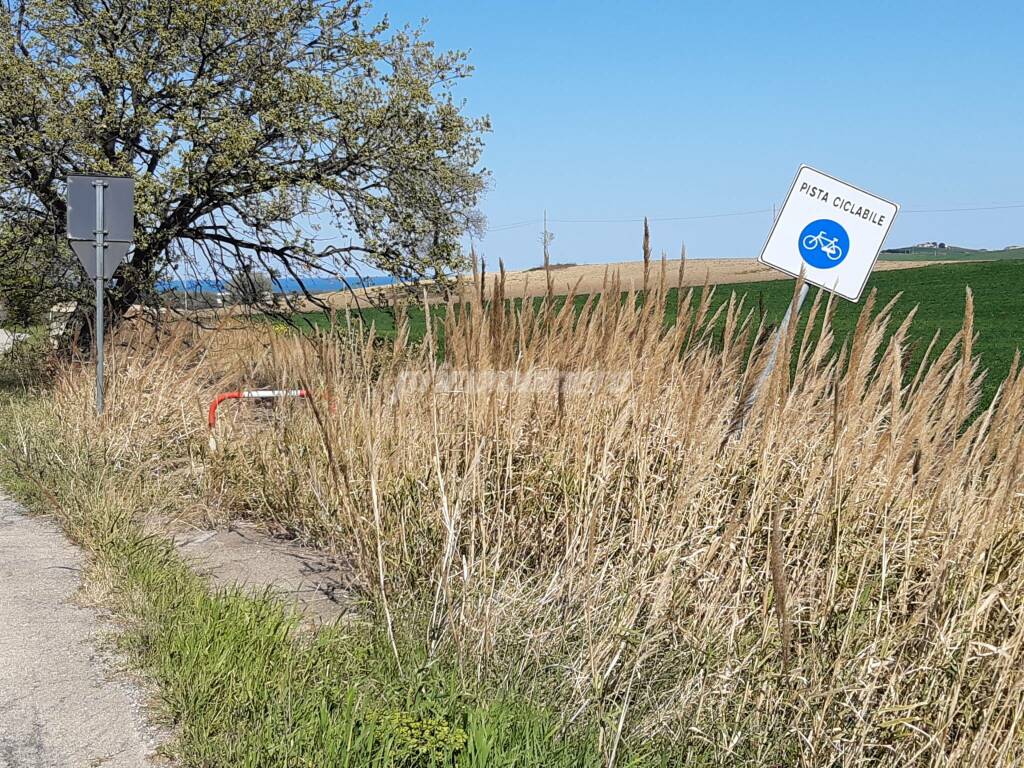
[67,174,134,242]
[66,173,136,415]
[66,174,134,280]
[69,240,132,280]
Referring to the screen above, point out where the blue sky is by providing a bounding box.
[377,0,1024,269]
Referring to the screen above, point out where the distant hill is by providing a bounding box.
[158,275,395,294]
[879,245,1024,262]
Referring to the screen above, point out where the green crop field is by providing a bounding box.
[674,260,1024,405]
[879,244,1024,262]
[285,260,1024,405]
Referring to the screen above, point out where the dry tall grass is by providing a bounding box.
[24,260,1024,766]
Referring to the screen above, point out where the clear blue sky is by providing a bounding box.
[379,0,1023,269]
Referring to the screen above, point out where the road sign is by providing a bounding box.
[65,173,135,416]
[70,240,131,280]
[67,175,134,281]
[758,165,899,302]
[67,174,134,242]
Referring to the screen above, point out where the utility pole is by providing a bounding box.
[542,210,554,265]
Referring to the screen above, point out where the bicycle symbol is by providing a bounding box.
[802,231,843,261]
[798,219,849,269]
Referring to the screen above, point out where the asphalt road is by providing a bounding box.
[0,496,164,767]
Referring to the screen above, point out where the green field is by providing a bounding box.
[879,244,1024,262]
[680,260,1024,405]
[288,260,1024,405]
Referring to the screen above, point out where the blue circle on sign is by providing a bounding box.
[798,219,849,269]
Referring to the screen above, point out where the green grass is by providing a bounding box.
[672,260,1024,404]
[0,393,685,767]
[5,259,1022,765]
[290,260,1024,405]
[0,325,53,389]
[879,244,1024,262]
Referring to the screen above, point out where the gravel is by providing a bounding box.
[0,496,168,767]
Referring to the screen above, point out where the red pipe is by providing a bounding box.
[207,389,308,429]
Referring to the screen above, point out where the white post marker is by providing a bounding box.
[731,166,899,437]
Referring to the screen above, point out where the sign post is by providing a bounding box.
[66,174,134,416]
[93,179,106,413]
[759,165,899,302]
[730,166,899,436]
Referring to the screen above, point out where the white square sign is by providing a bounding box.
[758,166,899,302]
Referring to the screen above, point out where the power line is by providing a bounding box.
[485,208,768,231]
[549,208,771,224]
[486,200,1024,232]
[487,218,539,232]
[902,202,1024,214]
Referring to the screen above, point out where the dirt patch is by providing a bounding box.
[299,258,952,310]
[165,520,359,625]
[524,262,578,272]
[483,258,954,300]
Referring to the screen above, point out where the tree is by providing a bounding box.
[226,267,274,307]
[0,0,488,341]
[0,224,76,326]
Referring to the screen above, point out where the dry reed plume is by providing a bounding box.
[22,258,1024,767]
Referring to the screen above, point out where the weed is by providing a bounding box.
[2,259,1023,766]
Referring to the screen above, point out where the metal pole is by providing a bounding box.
[93,179,106,415]
[727,283,809,439]
[752,283,808,400]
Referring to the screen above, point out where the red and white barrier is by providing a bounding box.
[207,389,308,429]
